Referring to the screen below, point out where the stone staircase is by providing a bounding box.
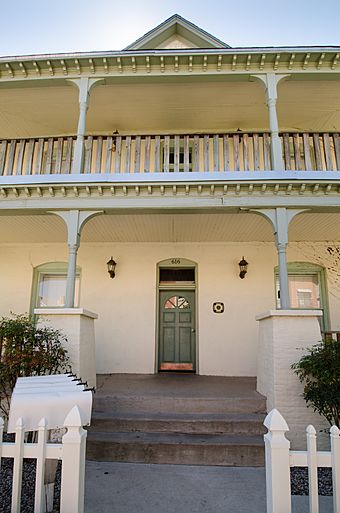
[86,374,266,466]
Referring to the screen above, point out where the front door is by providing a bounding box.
[159,290,196,371]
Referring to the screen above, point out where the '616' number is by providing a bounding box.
[171,259,181,264]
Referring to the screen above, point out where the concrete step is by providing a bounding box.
[86,431,265,466]
[90,411,266,436]
[94,394,266,414]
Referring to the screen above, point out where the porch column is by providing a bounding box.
[49,210,102,307]
[251,73,289,170]
[251,208,306,308]
[68,78,104,174]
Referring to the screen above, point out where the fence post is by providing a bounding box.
[264,409,292,513]
[331,425,340,513]
[60,406,87,513]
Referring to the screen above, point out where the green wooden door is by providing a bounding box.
[159,290,195,371]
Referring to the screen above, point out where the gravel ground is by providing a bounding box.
[291,467,333,496]
[0,458,61,513]
[0,462,333,512]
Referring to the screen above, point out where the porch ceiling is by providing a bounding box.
[1,76,340,138]
[0,211,340,243]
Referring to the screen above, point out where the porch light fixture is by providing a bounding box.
[107,257,117,279]
[238,257,248,279]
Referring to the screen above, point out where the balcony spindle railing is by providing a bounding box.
[0,132,340,177]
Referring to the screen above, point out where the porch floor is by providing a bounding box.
[96,373,264,400]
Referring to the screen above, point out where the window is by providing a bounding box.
[31,262,80,312]
[162,141,193,172]
[275,262,329,331]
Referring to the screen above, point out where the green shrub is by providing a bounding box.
[292,339,340,428]
[0,314,70,418]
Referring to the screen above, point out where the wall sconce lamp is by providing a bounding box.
[107,256,117,278]
[238,257,248,279]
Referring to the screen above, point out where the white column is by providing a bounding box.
[251,208,306,309]
[66,243,79,307]
[48,210,103,307]
[251,73,289,171]
[275,208,290,309]
[68,78,104,174]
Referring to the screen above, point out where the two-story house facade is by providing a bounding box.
[1,15,339,444]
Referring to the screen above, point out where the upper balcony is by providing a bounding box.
[1,131,340,177]
[1,45,340,202]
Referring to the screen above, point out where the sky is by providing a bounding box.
[0,0,339,57]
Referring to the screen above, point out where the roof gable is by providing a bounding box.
[124,14,230,50]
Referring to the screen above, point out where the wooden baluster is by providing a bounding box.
[0,141,7,176]
[64,137,73,174]
[16,139,25,175]
[6,140,16,176]
[323,133,334,170]
[45,138,54,174]
[105,137,113,173]
[253,134,260,171]
[174,135,180,172]
[55,137,63,174]
[223,135,230,171]
[25,139,35,175]
[155,136,161,172]
[134,136,141,173]
[96,136,103,173]
[263,133,271,170]
[333,133,340,171]
[144,136,151,172]
[243,134,249,171]
[213,134,219,171]
[35,139,44,175]
[303,133,312,170]
[114,136,122,173]
[233,134,240,171]
[293,133,302,170]
[183,135,190,172]
[204,135,209,172]
[313,133,323,170]
[84,136,93,173]
[125,136,131,173]
[164,136,170,172]
[283,133,291,170]
[193,135,199,172]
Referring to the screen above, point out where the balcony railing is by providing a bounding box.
[0,132,340,177]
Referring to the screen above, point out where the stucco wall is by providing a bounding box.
[0,241,339,375]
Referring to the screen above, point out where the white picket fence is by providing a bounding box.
[264,408,340,513]
[0,405,86,513]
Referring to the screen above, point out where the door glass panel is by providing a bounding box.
[164,296,177,309]
[164,296,190,309]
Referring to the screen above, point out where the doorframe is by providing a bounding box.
[155,258,198,374]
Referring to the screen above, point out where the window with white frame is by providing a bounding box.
[274,262,329,331]
[31,262,80,312]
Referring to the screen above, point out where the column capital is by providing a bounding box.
[67,77,105,103]
[48,210,103,246]
[250,73,291,101]
[250,207,308,246]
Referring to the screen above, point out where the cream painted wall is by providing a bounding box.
[0,240,339,376]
